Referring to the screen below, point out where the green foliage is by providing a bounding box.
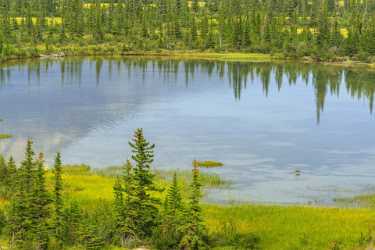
[0,0,375,62]
[54,152,64,248]
[31,153,51,250]
[80,222,106,250]
[153,172,185,249]
[129,128,161,238]
[7,139,36,248]
[210,220,260,249]
[62,201,82,245]
[0,133,12,139]
[6,140,52,249]
[196,160,224,168]
[179,161,208,250]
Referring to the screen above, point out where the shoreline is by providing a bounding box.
[1,44,375,69]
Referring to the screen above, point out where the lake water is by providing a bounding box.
[1,57,375,204]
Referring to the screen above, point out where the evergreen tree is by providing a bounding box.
[0,155,8,186]
[31,153,51,250]
[0,0,374,60]
[62,201,82,245]
[53,152,64,248]
[113,177,125,242]
[113,159,141,246]
[129,128,161,238]
[153,172,184,249]
[122,160,138,244]
[179,161,207,250]
[7,157,17,193]
[81,222,105,250]
[8,140,36,249]
[165,172,183,215]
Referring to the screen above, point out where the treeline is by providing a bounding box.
[1,0,375,61]
[0,129,208,249]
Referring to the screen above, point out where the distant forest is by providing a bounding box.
[0,0,375,61]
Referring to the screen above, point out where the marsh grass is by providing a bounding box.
[94,166,229,188]
[154,169,229,188]
[0,134,12,140]
[196,160,224,168]
[39,165,375,249]
[205,205,375,250]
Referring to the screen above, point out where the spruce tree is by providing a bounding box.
[113,177,125,242]
[7,157,17,194]
[165,172,183,215]
[81,223,105,250]
[0,155,8,185]
[153,172,184,249]
[179,161,207,250]
[129,128,160,238]
[31,153,51,250]
[62,201,82,245]
[122,160,138,244]
[8,140,36,249]
[113,160,138,246]
[53,152,64,248]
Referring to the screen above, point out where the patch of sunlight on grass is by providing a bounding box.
[13,17,62,25]
[204,204,375,250]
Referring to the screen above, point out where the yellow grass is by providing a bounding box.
[13,17,62,25]
[296,27,349,38]
[58,168,375,249]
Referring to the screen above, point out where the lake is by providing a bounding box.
[0,57,375,204]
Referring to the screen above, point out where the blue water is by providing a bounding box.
[0,58,375,204]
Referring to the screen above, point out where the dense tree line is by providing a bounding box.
[0,0,375,61]
[0,129,208,249]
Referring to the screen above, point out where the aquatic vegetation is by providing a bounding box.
[155,169,229,188]
[0,134,12,140]
[196,160,224,168]
[95,166,229,188]
[1,142,375,249]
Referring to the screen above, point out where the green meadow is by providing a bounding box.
[28,164,375,250]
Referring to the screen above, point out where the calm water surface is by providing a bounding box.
[1,58,375,204]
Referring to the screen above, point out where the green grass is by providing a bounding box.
[205,205,375,250]
[52,165,229,207]
[0,164,373,249]
[154,169,230,188]
[0,134,12,140]
[2,41,375,70]
[94,165,229,188]
[196,160,224,168]
[42,165,375,249]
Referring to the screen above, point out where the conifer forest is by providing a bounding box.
[0,0,375,61]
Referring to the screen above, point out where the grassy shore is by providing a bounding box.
[25,165,374,249]
[2,43,375,69]
[0,164,372,249]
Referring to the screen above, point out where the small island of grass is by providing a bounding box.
[196,160,224,168]
[0,134,12,140]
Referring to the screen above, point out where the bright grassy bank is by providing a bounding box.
[2,42,375,69]
[40,166,375,250]
[206,205,375,250]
